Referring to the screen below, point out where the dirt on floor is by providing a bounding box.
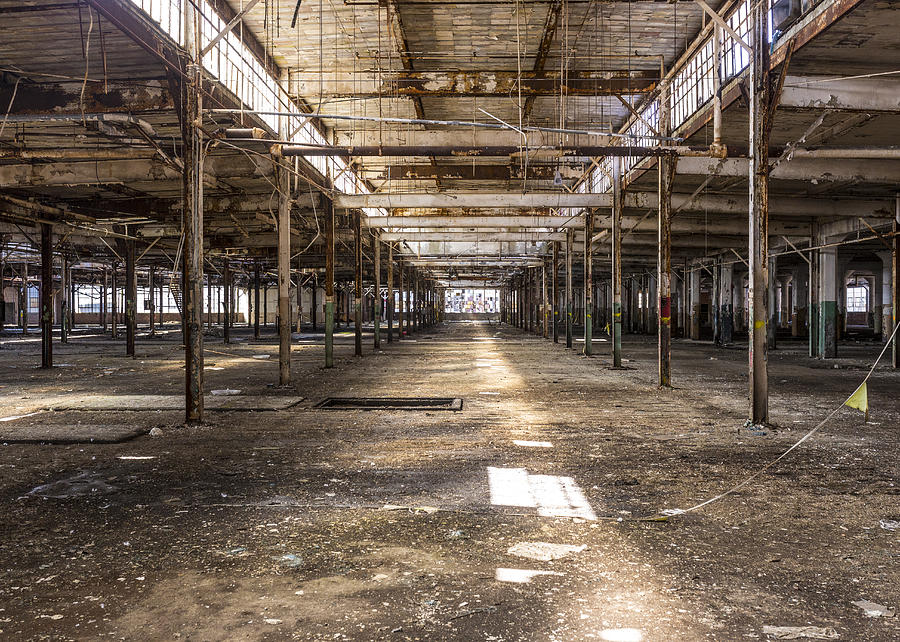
[0,321,898,641]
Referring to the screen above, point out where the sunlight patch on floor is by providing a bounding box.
[487,466,597,520]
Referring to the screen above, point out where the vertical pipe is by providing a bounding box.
[583,210,593,356]
[387,243,394,343]
[565,229,573,348]
[325,198,335,368]
[40,223,52,369]
[612,157,623,367]
[374,235,382,349]
[125,237,136,357]
[748,0,770,425]
[354,211,363,356]
[277,155,291,385]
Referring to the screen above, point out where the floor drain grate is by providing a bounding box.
[314,397,463,411]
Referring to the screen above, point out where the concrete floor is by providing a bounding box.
[1,322,898,640]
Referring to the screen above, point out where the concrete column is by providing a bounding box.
[791,265,806,337]
[583,210,593,356]
[40,224,52,369]
[720,263,734,344]
[877,251,891,342]
[781,274,792,330]
[324,200,335,368]
[818,246,839,358]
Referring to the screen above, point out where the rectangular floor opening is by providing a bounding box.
[314,397,463,411]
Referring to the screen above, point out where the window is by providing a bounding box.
[846,285,868,313]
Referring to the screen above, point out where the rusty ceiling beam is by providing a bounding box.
[371,164,573,181]
[293,70,657,98]
[0,80,173,116]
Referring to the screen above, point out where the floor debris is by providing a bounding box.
[761,625,840,639]
[851,599,894,617]
[507,541,587,561]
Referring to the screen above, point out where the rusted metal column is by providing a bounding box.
[101,267,107,333]
[223,260,231,344]
[565,229,573,348]
[40,223,52,368]
[387,243,394,343]
[398,261,405,339]
[60,255,68,343]
[612,157,623,368]
[354,210,363,356]
[748,0,770,425]
[310,276,318,331]
[413,271,420,331]
[111,262,118,339]
[658,80,674,387]
[374,235,382,349]
[277,156,291,385]
[893,194,899,367]
[125,237,136,357]
[552,241,559,343]
[149,266,156,335]
[584,210,593,355]
[182,2,204,423]
[407,269,413,334]
[253,262,261,339]
[542,261,549,338]
[325,199,335,368]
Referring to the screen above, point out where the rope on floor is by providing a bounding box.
[661,322,900,518]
